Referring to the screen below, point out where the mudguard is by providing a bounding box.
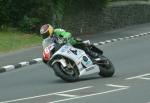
[51,58,67,67]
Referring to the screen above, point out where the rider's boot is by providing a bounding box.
[86,49,101,64]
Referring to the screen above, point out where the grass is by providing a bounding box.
[0,30,42,53]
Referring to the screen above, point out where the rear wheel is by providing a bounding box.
[98,56,115,77]
[53,59,79,82]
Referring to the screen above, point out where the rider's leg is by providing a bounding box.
[73,43,100,59]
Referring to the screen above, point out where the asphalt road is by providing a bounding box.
[1,24,150,103]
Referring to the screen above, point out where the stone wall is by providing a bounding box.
[62,1,150,35]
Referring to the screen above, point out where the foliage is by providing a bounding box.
[0,0,11,29]
[51,0,66,27]
[0,0,109,33]
[19,16,40,33]
[110,0,149,1]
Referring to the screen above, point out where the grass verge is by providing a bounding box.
[0,30,42,53]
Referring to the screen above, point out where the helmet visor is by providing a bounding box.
[42,32,49,39]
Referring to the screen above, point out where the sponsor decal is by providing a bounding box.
[70,48,77,55]
[48,44,54,51]
[43,47,51,61]
[83,56,88,62]
[60,48,66,52]
[86,66,95,72]
[60,45,69,52]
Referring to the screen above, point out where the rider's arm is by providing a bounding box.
[69,37,83,45]
[42,37,54,49]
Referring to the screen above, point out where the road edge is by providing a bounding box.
[0,31,150,73]
[0,58,42,73]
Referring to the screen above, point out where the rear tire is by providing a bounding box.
[53,62,79,82]
[99,56,115,77]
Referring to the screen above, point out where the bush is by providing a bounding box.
[19,16,41,33]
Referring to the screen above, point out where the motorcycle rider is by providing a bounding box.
[40,24,102,64]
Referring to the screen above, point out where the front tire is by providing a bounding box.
[53,62,79,82]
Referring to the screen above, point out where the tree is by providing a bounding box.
[0,0,11,29]
[0,0,109,32]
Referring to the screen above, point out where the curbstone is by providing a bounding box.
[97,32,150,46]
[0,58,42,73]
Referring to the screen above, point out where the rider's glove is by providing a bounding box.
[82,40,91,45]
[76,37,82,42]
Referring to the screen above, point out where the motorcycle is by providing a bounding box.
[42,40,115,82]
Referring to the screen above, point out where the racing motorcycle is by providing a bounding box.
[43,40,115,82]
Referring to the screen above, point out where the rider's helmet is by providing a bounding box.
[40,24,54,39]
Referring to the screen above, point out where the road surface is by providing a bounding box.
[0,23,150,103]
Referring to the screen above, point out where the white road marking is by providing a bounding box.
[139,77,150,80]
[0,86,93,103]
[55,93,78,98]
[106,84,129,88]
[126,73,150,80]
[48,84,129,103]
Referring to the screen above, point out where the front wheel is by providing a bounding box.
[53,60,79,82]
[98,56,115,77]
